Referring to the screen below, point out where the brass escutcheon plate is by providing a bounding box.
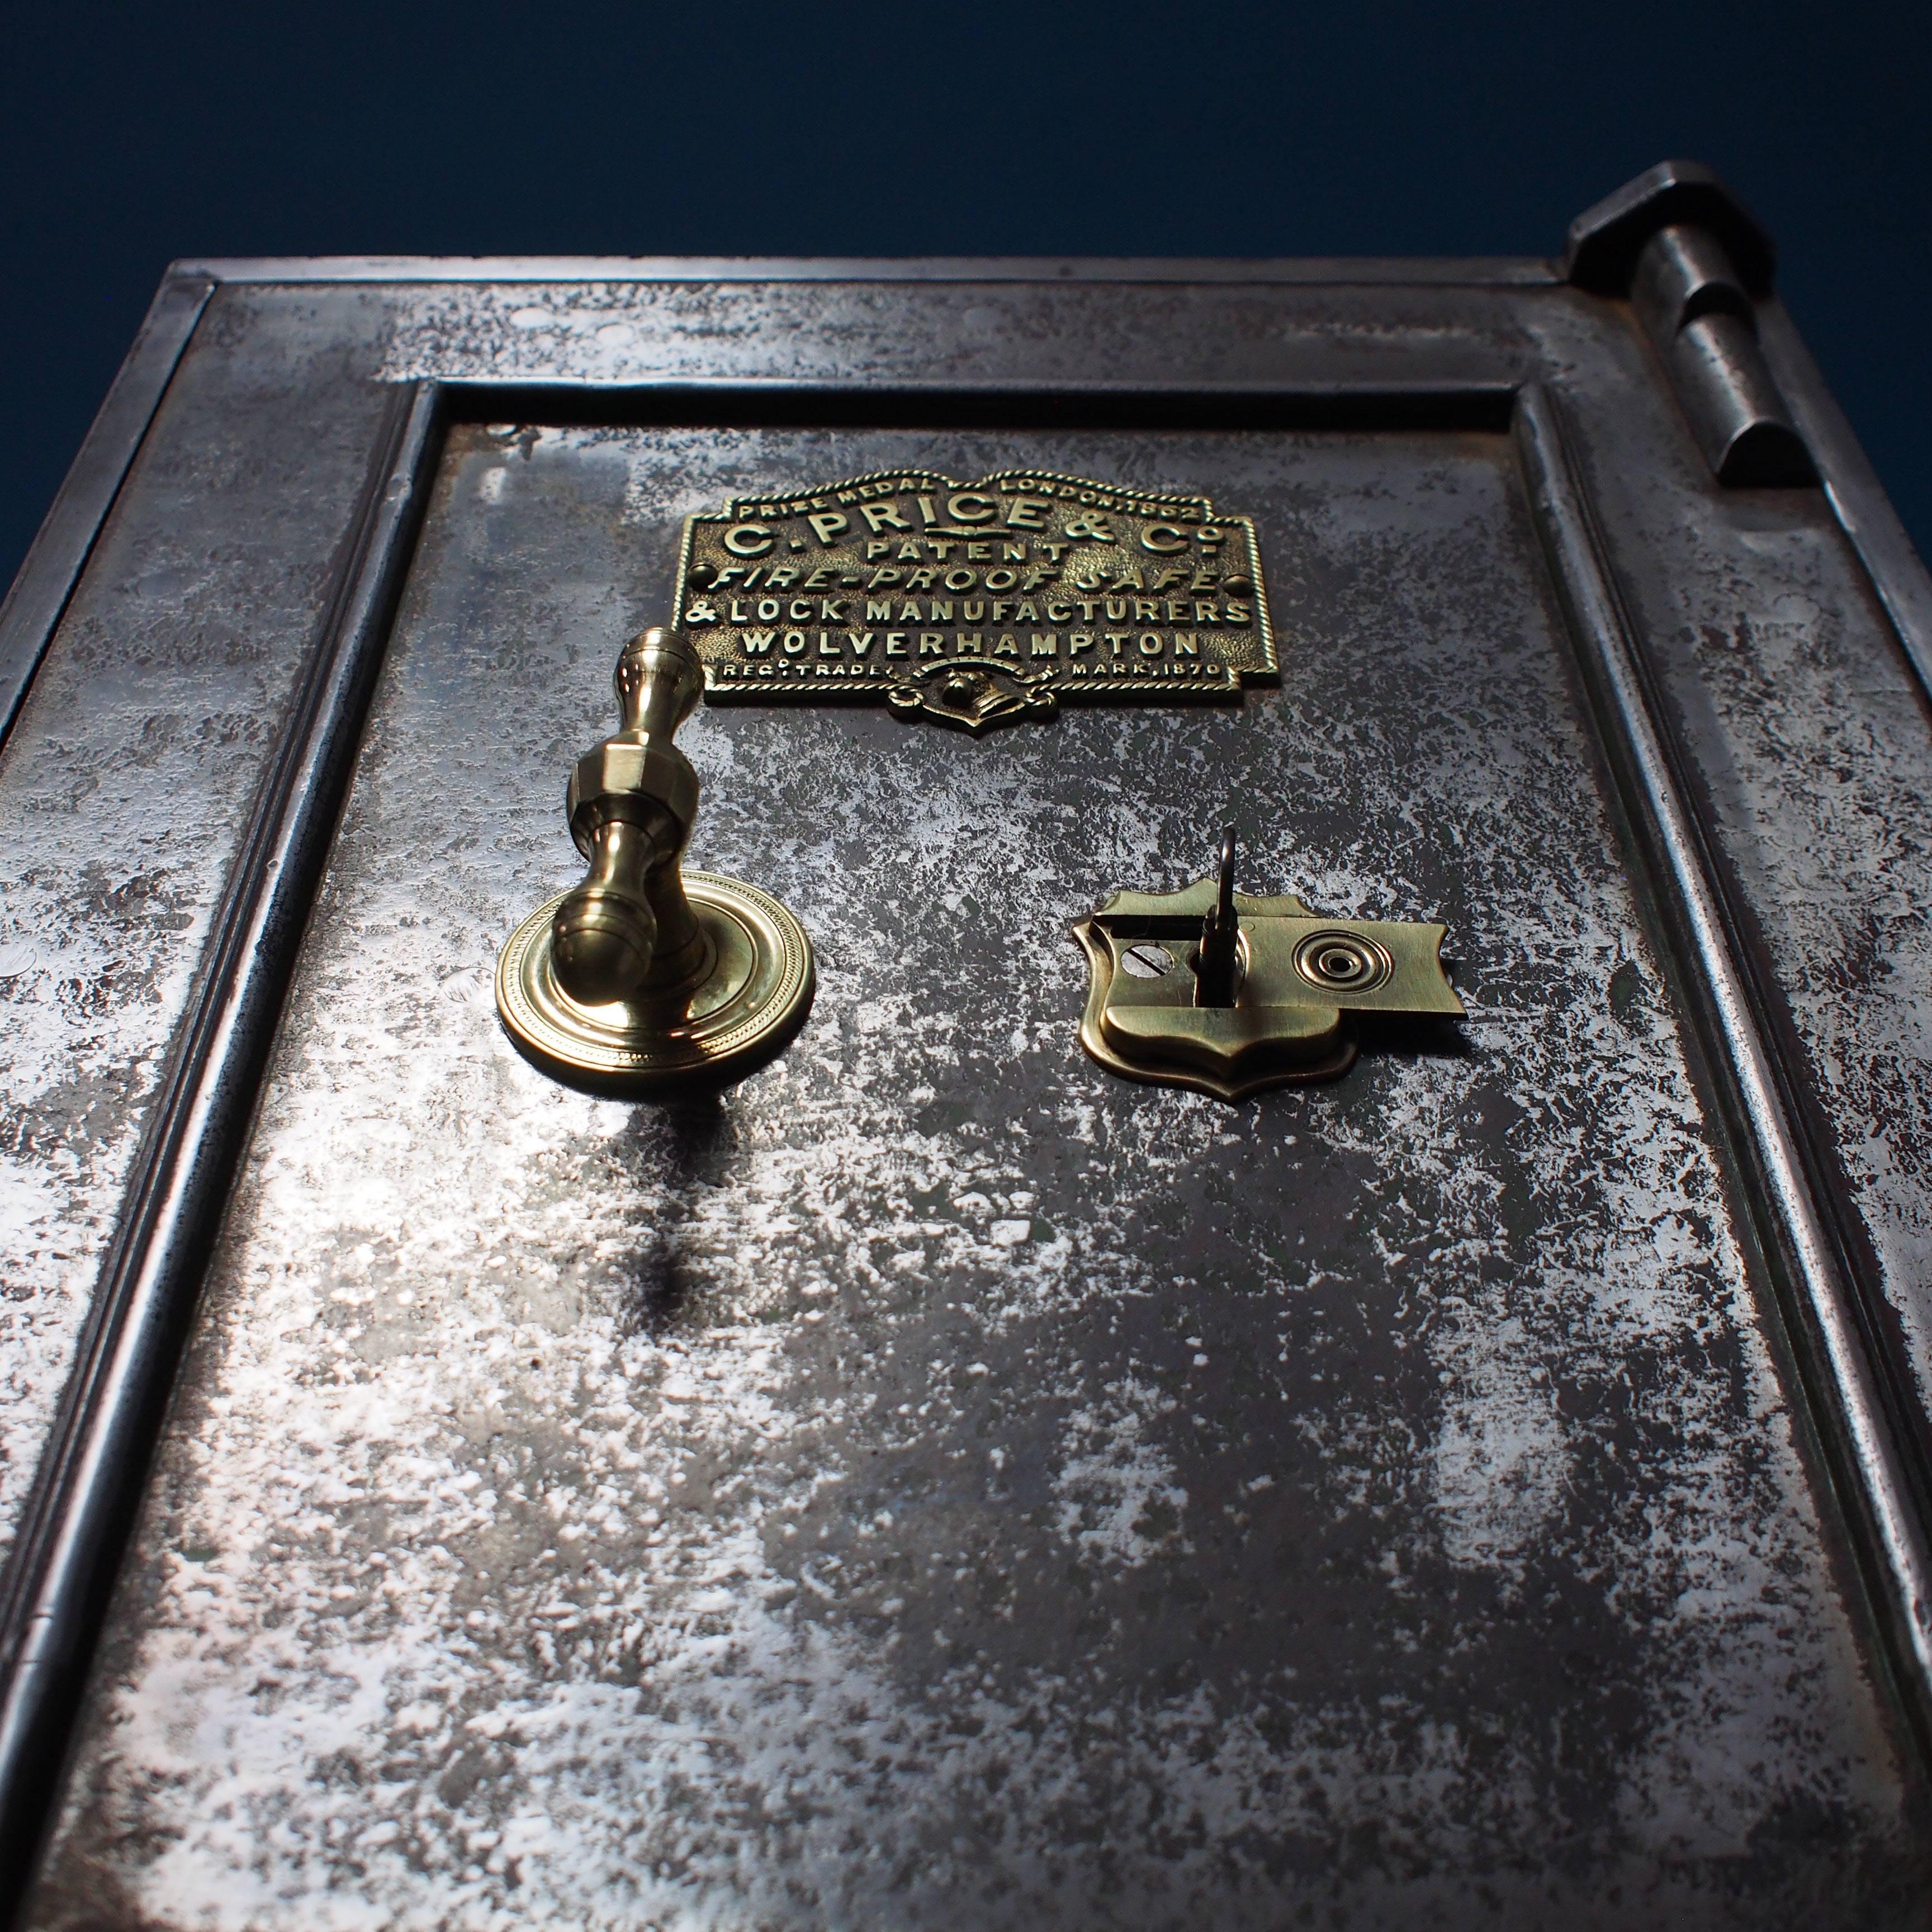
[1072,874,1463,1103]
[497,872,814,1091]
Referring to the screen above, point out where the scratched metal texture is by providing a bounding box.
[377,276,1932,1427]
[27,422,1926,1930]
[0,274,1546,1583]
[11,271,1932,1710]
[1574,366,1932,1421]
[0,287,395,1573]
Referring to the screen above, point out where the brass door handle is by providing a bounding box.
[496,626,814,1090]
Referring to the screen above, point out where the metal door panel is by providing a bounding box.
[371,272,1932,1432]
[3,211,1932,1925]
[1587,455,1932,1414]
[22,419,1926,1926]
[1,267,1545,1618]
[0,288,397,1574]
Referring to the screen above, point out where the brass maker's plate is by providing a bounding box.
[499,874,814,1090]
[676,470,1275,731]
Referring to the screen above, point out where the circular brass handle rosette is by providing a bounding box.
[498,873,812,1091]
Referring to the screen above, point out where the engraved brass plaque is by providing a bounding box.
[675,470,1275,731]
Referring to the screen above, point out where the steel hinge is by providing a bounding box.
[1568,160,1815,488]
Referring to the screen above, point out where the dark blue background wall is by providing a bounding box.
[3,0,1926,594]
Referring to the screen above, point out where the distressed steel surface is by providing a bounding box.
[1571,343,1932,1428]
[0,273,1535,1594]
[377,278,1538,392]
[13,271,1932,1606]
[373,273,1932,1424]
[26,423,1926,1927]
[0,290,395,1573]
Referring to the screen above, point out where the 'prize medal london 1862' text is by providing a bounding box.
[674,470,1276,732]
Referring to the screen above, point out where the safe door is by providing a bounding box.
[5,168,1932,1928]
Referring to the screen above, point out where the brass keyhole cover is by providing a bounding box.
[1071,830,1462,1102]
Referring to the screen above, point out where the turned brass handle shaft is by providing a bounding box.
[548,627,712,1006]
